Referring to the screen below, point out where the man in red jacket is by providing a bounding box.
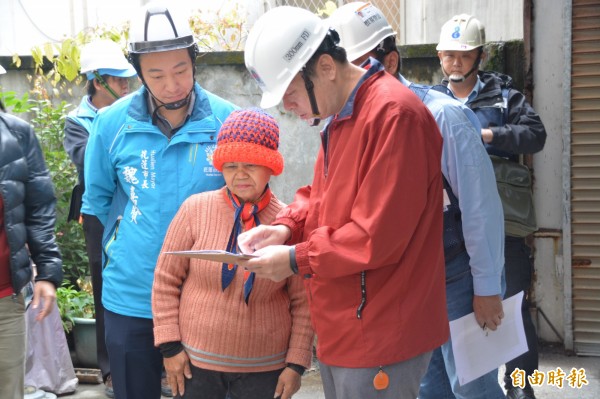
[239,7,448,399]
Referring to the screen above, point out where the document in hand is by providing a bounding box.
[164,250,256,264]
[450,291,527,386]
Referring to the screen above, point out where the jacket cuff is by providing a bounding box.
[275,218,303,244]
[159,341,184,358]
[473,274,503,297]
[294,242,312,277]
[287,363,306,376]
[285,346,313,369]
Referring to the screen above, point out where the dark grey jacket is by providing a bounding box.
[437,70,547,159]
[0,112,62,294]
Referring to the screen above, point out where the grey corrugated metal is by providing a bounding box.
[571,0,600,356]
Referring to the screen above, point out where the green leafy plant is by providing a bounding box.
[190,3,246,51]
[317,1,338,17]
[56,281,95,333]
[28,24,130,96]
[0,90,34,113]
[28,99,89,286]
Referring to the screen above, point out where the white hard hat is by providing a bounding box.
[437,14,486,51]
[0,64,5,74]
[328,2,395,62]
[244,6,329,109]
[128,1,195,54]
[80,39,137,80]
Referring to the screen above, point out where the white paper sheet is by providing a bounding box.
[450,291,527,386]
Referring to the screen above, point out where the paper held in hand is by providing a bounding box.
[164,250,256,264]
[450,291,527,386]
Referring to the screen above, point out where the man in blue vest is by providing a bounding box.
[435,14,547,399]
[63,38,137,398]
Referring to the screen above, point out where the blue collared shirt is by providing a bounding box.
[400,75,505,296]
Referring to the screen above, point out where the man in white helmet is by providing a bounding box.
[239,6,448,399]
[328,3,506,399]
[63,39,136,398]
[435,14,546,399]
[82,2,237,398]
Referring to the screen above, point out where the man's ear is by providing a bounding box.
[437,51,443,64]
[317,54,337,81]
[479,51,487,66]
[92,78,103,91]
[383,51,400,75]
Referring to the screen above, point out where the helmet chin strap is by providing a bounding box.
[149,85,194,125]
[445,48,482,83]
[93,71,120,100]
[301,71,321,127]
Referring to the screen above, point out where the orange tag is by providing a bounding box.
[373,368,389,390]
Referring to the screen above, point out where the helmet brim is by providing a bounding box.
[129,36,195,54]
[260,87,287,109]
[86,67,138,80]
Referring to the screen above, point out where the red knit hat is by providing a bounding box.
[213,108,284,176]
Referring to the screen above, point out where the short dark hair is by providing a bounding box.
[128,45,199,82]
[371,36,400,75]
[86,75,108,96]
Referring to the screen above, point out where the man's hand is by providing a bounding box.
[164,350,192,397]
[238,225,291,254]
[31,281,56,321]
[473,294,504,331]
[274,367,302,399]
[481,128,494,143]
[239,245,294,282]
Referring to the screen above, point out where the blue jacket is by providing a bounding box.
[83,83,237,318]
[64,96,97,177]
[0,112,63,294]
[63,96,98,216]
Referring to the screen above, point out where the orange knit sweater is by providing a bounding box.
[152,188,314,372]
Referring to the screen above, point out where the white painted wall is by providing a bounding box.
[398,0,524,44]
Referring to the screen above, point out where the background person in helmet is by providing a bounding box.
[152,108,313,399]
[82,2,237,398]
[0,63,63,399]
[434,14,547,399]
[63,38,137,398]
[239,6,448,399]
[328,3,506,399]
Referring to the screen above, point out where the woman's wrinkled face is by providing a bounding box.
[222,163,272,202]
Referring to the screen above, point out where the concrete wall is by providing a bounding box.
[1,42,524,206]
[530,0,570,345]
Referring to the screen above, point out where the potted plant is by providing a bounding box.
[56,279,97,368]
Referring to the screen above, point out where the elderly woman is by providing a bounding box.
[152,108,313,399]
